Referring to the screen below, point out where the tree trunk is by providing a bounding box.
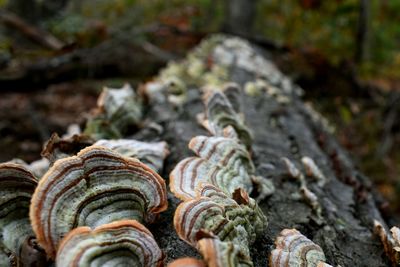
[136,35,392,266]
[223,0,257,35]
[355,0,371,63]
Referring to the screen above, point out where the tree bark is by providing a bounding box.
[355,0,371,63]
[134,35,393,266]
[223,0,257,35]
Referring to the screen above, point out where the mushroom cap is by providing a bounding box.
[30,146,167,259]
[198,237,253,267]
[167,257,205,267]
[0,163,37,257]
[84,84,143,139]
[170,157,252,201]
[202,90,252,148]
[56,220,163,267]
[188,135,254,176]
[270,229,326,267]
[173,184,266,248]
[94,139,169,172]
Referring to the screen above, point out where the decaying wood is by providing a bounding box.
[131,35,393,266]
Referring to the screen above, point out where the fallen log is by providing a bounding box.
[137,35,393,266]
[1,35,395,266]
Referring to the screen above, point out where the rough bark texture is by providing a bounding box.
[126,35,392,266]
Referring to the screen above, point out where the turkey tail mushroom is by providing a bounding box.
[198,237,253,267]
[167,258,205,267]
[200,88,252,148]
[56,220,164,267]
[0,163,48,265]
[170,157,252,201]
[270,229,332,267]
[84,84,143,139]
[94,139,169,172]
[173,184,266,249]
[30,146,167,259]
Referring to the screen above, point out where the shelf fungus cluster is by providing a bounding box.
[270,229,333,267]
[41,132,169,175]
[29,146,167,264]
[170,86,272,266]
[84,84,143,139]
[0,82,170,265]
[0,163,47,266]
[93,139,169,172]
[198,84,252,148]
[374,220,400,266]
[56,220,163,267]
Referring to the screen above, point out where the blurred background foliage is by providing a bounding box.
[3,0,398,78]
[0,0,399,214]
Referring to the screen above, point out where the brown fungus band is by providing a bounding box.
[0,163,48,265]
[167,257,205,267]
[56,220,163,267]
[270,229,332,267]
[30,146,167,259]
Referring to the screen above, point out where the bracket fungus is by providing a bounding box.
[301,157,327,187]
[42,133,95,165]
[84,84,143,139]
[174,186,266,248]
[198,237,253,267]
[0,163,49,266]
[56,220,164,267]
[270,229,332,267]
[170,156,253,201]
[374,220,400,266]
[170,83,273,266]
[167,258,205,267]
[199,87,252,148]
[171,108,274,201]
[94,139,169,172]
[188,135,255,177]
[42,133,169,173]
[30,146,167,259]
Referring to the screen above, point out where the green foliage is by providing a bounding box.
[35,0,400,79]
[255,0,400,79]
[0,0,8,7]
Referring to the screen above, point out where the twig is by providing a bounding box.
[0,10,65,50]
